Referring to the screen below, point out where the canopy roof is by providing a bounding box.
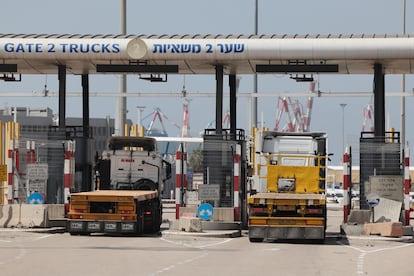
[1,33,414,75]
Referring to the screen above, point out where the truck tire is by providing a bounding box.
[70,232,89,236]
[133,179,157,191]
[249,237,264,243]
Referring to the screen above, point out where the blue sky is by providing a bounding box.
[1,0,414,164]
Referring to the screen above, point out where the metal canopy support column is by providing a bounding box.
[82,74,90,137]
[58,65,66,129]
[117,0,127,136]
[215,65,224,135]
[81,74,91,191]
[373,63,385,138]
[229,74,237,140]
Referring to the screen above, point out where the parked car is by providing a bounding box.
[335,192,344,205]
[327,194,338,203]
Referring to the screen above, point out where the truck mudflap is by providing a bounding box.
[249,225,325,242]
[68,220,137,235]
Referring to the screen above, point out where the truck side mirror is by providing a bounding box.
[164,160,172,179]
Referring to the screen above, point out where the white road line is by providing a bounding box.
[159,237,233,249]
[154,237,233,275]
[32,234,53,241]
[0,243,26,266]
[337,241,414,275]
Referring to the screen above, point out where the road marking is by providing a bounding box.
[32,234,53,241]
[0,242,26,266]
[154,237,233,275]
[0,240,12,243]
[159,236,232,249]
[264,247,281,252]
[337,241,414,275]
[151,252,209,275]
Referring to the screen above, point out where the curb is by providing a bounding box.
[161,229,242,238]
[0,227,66,233]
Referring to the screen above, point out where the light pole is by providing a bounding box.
[136,106,145,126]
[340,103,347,158]
[136,106,145,136]
[401,0,406,162]
[116,0,127,136]
[251,0,258,132]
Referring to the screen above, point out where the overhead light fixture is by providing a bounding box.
[290,74,314,82]
[139,74,168,82]
[0,74,21,82]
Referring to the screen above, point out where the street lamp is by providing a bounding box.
[340,103,347,158]
[401,0,406,162]
[136,106,145,127]
[136,106,146,136]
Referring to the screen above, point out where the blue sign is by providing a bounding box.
[28,192,45,204]
[197,203,214,220]
[366,193,380,208]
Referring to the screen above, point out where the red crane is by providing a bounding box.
[181,99,191,137]
[147,108,181,136]
[362,104,374,132]
[274,81,316,132]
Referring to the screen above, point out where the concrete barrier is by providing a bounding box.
[45,204,66,227]
[363,222,404,237]
[179,207,234,222]
[0,204,47,228]
[0,204,66,228]
[179,217,202,232]
[348,210,371,224]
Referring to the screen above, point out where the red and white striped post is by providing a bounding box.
[14,140,19,176]
[175,147,181,219]
[26,141,34,198]
[233,144,241,221]
[175,144,187,219]
[25,141,36,165]
[404,146,411,226]
[64,141,75,214]
[7,144,14,204]
[343,148,351,223]
[30,141,36,164]
[26,141,32,166]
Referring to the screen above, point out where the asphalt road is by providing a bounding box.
[0,209,413,276]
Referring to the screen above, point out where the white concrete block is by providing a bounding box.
[0,204,46,228]
[179,217,202,232]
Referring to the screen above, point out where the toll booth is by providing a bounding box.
[202,129,247,223]
[359,131,402,210]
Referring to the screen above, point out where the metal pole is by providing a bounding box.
[180,142,185,207]
[252,0,258,132]
[374,64,385,139]
[401,0,406,162]
[229,74,237,140]
[215,65,224,135]
[58,65,66,129]
[116,0,127,136]
[340,103,347,155]
[81,74,90,138]
[136,106,145,136]
[136,106,145,127]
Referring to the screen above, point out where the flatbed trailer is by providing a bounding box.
[247,131,329,242]
[67,190,162,235]
[248,193,327,241]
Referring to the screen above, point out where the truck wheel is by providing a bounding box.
[69,232,89,236]
[133,179,156,191]
[249,237,264,243]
